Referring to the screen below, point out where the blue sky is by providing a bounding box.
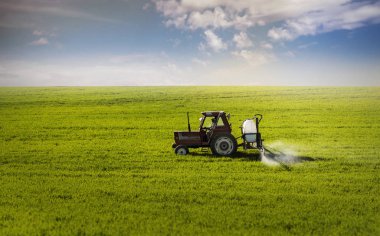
[0,0,380,86]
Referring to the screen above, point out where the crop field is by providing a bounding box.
[0,86,379,235]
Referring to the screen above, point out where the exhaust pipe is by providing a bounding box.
[187,112,191,132]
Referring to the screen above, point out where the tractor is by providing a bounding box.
[172,111,263,156]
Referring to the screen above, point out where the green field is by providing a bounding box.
[0,87,379,235]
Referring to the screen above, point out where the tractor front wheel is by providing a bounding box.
[175,145,189,155]
[210,134,237,156]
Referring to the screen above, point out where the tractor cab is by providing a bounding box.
[198,111,231,139]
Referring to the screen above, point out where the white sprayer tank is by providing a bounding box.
[242,119,257,142]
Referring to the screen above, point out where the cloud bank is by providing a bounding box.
[153,0,380,32]
[152,0,380,68]
[154,0,380,40]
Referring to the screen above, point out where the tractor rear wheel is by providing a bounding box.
[175,145,189,155]
[210,134,237,156]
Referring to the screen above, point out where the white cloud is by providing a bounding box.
[180,0,220,10]
[260,41,273,50]
[232,50,275,66]
[187,7,231,30]
[268,1,380,41]
[168,38,181,48]
[33,30,44,36]
[142,3,151,11]
[154,0,186,17]
[202,30,227,52]
[32,30,57,37]
[284,51,295,58]
[192,58,209,67]
[30,37,49,46]
[0,55,194,86]
[298,42,317,49]
[267,27,295,41]
[165,14,187,28]
[233,32,253,49]
[257,20,266,26]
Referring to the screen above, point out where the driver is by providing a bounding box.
[211,118,217,126]
[201,117,218,130]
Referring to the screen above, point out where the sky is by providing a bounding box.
[0,0,380,86]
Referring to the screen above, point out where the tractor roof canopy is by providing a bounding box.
[201,111,225,117]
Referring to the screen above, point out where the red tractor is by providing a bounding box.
[172,111,263,156]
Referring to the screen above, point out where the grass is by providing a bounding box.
[0,86,379,235]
